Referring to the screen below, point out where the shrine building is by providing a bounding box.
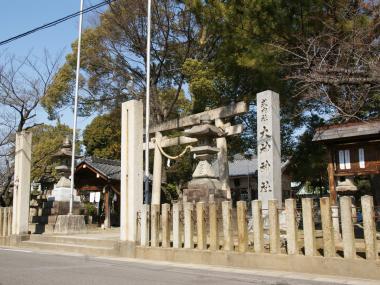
[313,120,380,205]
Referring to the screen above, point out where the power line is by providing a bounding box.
[0,0,115,47]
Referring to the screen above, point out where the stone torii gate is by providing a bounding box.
[119,100,247,242]
[147,101,248,205]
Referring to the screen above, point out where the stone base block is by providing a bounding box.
[183,187,227,203]
[53,215,87,234]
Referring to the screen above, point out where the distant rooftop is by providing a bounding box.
[79,157,121,181]
[313,120,380,143]
[212,154,289,177]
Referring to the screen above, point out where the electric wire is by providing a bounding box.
[0,0,115,47]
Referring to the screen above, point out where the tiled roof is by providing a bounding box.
[81,157,121,180]
[212,154,290,177]
[313,120,380,142]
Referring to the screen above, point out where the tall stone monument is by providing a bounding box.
[257,90,282,209]
[12,131,32,236]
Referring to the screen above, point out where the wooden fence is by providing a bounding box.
[138,195,379,261]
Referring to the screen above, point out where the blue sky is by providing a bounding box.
[0,0,104,131]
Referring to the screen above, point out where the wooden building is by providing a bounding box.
[75,157,121,227]
[313,120,380,205]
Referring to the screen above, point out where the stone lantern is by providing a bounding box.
[183,114,226,202]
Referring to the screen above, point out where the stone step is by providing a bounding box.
[29,223,55,234]
[30,215,58,225]
[29,235,118,248]
[19,240,118,257]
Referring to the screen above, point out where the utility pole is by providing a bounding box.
[144,0,152,204]
[69,0,84,215]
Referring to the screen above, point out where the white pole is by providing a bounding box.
[144,0,152,204]
[69,0,84,215]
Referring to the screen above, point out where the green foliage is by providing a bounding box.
[43,0,203,123]
[82,109,121,160]
[31,124,72,182]
[83,202,97,216]
[288,115,328,187]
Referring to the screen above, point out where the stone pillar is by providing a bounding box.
[302,198,317,256]
[3,208,9,236]
[196,202,206,250]
[209,201,219,251]
[184,202,194,249]
[331,205,341,241]
[222,201,233,251]
[285,199,299,255]
[150,204,160,247]
[361,195,377,260]
[172,203,182,248]
[120,100,144,242]
[12,131,32,236]
[140,204,150,246]
[152,132,163,205]
[0,208,3,237]
[215,119,231,200]
[237,201,248,253]
[269,200,280,254]
[252,200,264,253]
[320,197,336,257]
[340,196,356,258]
[7,207,12,236]
[257,91,281,210]
[161,203,170,248]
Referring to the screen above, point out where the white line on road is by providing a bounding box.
[0,247,32,253]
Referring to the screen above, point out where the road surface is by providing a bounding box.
[0,247,377,285]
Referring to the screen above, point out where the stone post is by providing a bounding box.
[184,202,194,249]
[269,200,280,254]
[152,132,163,205]
[252,200,264,253]
[7,207,12,236]
[237,201,248,253]
[257,91,281,210]
[150,204,160,247]
[172,203,182,248]
[140,204,150,246]
[302,198,317,256]
[0,208,3,237]
[161,203,171,248]
[215,119,231,200]
[361,195,377,260]
[340,196,356,258]
[196,202,207,250]
[120,100,144,242]
[209,201,219,251]
[12,131,32,236]
[3,208,9,236]
[320,197,336,257]
[222,201,233,251]
[331,205,341,241]
[285,199,299,255]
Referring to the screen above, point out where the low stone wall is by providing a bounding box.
[136,195,380,279]
[135,247,380,280]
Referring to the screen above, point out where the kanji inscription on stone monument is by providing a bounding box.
[257,90,282,209]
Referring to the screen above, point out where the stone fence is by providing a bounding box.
[0,207,12,237]
[138,195,379,261]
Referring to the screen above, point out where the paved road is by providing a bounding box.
[0,248,376,285]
